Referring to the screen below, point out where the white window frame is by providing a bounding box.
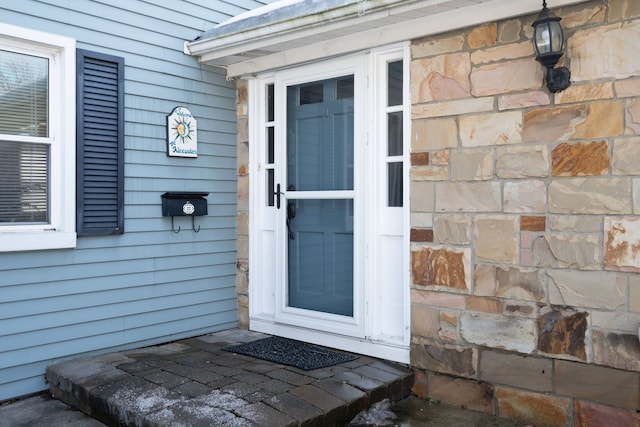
[0,23,76,252]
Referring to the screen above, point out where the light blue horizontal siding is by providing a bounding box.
[0,0,277,401]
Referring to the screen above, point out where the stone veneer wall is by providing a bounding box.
[409,0,640,425]
[236,81,250,330]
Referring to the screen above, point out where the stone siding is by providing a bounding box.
[236,80,250,329]
[410,0,640,424]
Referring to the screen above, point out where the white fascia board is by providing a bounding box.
[198,0,587,78]
[185,0,416,60]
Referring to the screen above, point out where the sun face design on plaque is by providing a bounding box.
[167,106,198,157]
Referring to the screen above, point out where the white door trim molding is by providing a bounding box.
[248,45,410,363]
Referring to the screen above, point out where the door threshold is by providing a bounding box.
[250,318,410,364]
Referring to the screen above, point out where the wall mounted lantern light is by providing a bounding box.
[532,0,571,93]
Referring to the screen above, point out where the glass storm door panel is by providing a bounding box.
[286,76,355,317]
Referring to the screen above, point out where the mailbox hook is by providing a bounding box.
[192,216,200,233]
[171,217,181,234]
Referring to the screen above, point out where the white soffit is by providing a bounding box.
[185,0,588,78]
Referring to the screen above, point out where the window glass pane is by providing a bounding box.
[387,111,403,156]
[388,162,403,207]
[267,84,274,122]
[0,50,48,137]
[0,140,49,223]
[267,169,274,207]
[299,83,323,105]
[287,76,354,191]
[387,60,403,107]
[288,198,353,317]
[336,76,354,99]
[267,126,274,164]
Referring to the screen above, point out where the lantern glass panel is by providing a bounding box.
[549,21,563,52]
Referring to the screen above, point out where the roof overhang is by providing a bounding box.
[185,0,588,78]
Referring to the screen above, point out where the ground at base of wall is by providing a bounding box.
[388,396,527,427]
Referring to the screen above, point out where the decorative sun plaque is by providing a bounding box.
[167,106,197,157]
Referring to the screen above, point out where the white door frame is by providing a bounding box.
[248,44,410,364]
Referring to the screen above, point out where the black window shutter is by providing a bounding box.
[76,49,124,236]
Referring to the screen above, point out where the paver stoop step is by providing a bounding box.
[46,332,413,427]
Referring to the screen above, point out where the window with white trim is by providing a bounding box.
[0,24,76,251]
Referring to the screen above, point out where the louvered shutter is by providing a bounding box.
[76,49,124,235]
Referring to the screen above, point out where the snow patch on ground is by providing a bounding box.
[349,399,398,426]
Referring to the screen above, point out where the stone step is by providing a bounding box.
[46,330,413,426]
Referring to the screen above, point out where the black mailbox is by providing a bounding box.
[161,192,208,217]
[161,192,209,233]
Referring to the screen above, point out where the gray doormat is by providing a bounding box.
[222,336,358,370]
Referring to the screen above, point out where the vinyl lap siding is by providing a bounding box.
[0,0,275,401]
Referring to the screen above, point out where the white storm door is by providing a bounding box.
[274,57,365,338]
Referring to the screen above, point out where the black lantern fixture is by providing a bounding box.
[532,0,570,93]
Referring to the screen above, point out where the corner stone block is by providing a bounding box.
[551,141,610,177]
[411,246,470,291]
[547,269,626,310]
[574,400,640,427]
[604,216,640,272]
[555,359,640,409]
[410,339,477,378]
[480,350,553,393]
[569,21,640,82]
[592,330,640,372]
[496,387,571,427]
[427,372,495,415]
[537,308,587,360]
[496,144,549,178]
[460,313,536,354]
[548,177,631,215]
[475,216,519,265]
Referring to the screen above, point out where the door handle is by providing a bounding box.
[274,183,282,209]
